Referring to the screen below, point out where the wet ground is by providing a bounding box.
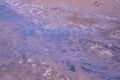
[0,0,120,80]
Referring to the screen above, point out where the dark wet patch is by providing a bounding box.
[61,50,67,53]
[65,60,76,72]
[110,45,120,54]
[70,65,76,72]
[81,66,93,73]
[105,44,120,62]
[112,54,120,62]
[82,62,109,73]
[67,40,73,45]
[100,75,107,79]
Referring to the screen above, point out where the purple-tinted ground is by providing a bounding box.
[0,0,120,80]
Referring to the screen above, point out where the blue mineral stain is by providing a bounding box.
[21,30,35,38]
[58,5,75,11]
[28,50,41,56]
[0,4,23,22]
[112,77,120,80]
[25,22,43,29]
[65,60,76,72]
[0,63,13,69]
[98,66,108,71]
[3,56,12,61]
[78,56,88,64]
[41,29,70,42]
[82,63,92,67]
[0,64,9,68]
[14,26,36,38]
[15,42,27,54]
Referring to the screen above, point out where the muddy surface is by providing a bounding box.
[0,0,120,80]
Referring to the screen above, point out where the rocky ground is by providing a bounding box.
[0,0,120,80]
